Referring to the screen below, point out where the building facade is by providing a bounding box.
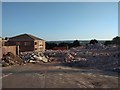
[6,34,45,52]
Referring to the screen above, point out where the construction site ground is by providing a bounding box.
[2,62,119,88]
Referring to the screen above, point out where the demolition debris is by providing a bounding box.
[1,44,119,73]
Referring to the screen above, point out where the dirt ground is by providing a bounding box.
[2,63,119,88]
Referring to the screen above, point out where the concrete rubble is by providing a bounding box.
[1,44,119,73]
[44,44,119,72]
[2,52,23,67]
[19,51,49,63]
[1,51,49,67]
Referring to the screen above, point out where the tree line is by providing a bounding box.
[46,36,120,49]
[104,36,120,45]
[46,40,80,49]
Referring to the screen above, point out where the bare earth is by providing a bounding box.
[2,63,118,88]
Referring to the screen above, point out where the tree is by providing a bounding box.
[89,39,98,44]
[73,40,80,47]
[5,37,9,40]
[112,36,120,45]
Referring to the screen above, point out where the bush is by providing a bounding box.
[73,40,80,47]
[112,36,120,45]
[89,39,98,44]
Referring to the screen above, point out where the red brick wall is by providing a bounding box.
[0,39,2,59]
[2,46,17,56]
[6,41,34,52]
[53,47,68,50]
[19,41,34,52]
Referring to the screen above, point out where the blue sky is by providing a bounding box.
[2,2,118,41]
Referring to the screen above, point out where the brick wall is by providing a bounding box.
[2,46,17,56]
[53,47,68,50]
[34,40,45,52]
[0,39,2,59]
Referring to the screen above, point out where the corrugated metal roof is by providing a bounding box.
[8,34,44,41]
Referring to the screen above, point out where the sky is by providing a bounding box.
[2,2,118,41]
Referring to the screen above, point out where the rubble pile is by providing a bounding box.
[2,52,23,67]
[86,43,105,50]
[85,53,119,70]
[2,51,49,67]
[44,45,119,72]
[20,51,49,63]
[2,44,119,72]
[65,45,119,71]
[44,50,67,63]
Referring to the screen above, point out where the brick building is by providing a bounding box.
[6,34,45,52]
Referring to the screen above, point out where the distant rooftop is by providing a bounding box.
[8,34,44,41]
